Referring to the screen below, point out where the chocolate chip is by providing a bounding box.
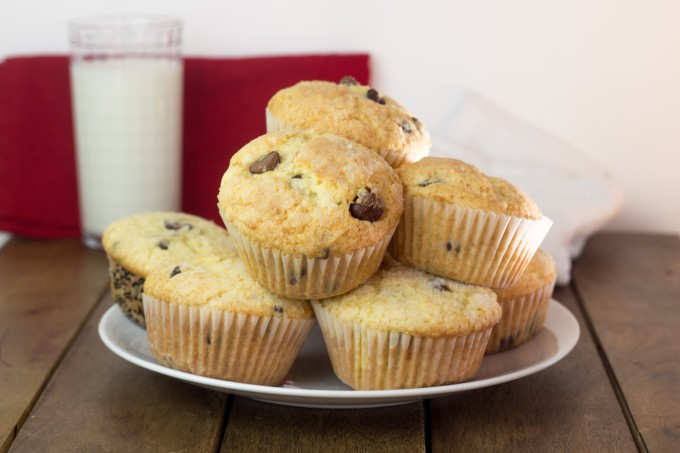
[292,174,302,179]
[320,248,330,260]
[366,88,386,105]
[289,275,298,285]
[300,267,307,278]
[170,266,181,278]
[400,121,412,133]
[158,240,169,250]
[412,116,420,125]
[164,219,193,231]
[433,281,451,292]
[206,335,212,345]
[339,76,359,86]
[418,178,439,187]
[446,241,461,255]
[349,189,384,222]
[249,151,280,174]
[274,304,284,314]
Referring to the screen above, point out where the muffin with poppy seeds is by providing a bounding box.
[217,129,403,299]
[266,77,431,168]
[102,211,238,327]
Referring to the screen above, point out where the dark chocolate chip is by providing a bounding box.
[170,266,181,278]
[206,335,212,345]
[433,281,451,292]
[339,76,359,86]
[349,189,384,222]
[446,241,461,255]
[418,178,439,187]
[289,275,298,285]
[164,219,193,231]
[249,151,280,174]
[366,88,386,105]
[300,267,307,278]
[320,248,330,260]
[158,240,169,250]
[274,304,284,314]
[292,174,302,179]
[400,121,412,133]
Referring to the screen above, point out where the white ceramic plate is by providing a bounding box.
[99,299,579,408]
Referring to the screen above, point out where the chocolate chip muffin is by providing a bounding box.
[102,211,238,327]
[312,261,501,390]
[143,255,315,386]
[266,77,431,168]
[218,129,403,299]
[390,157,553,288]
[486,248,557,354]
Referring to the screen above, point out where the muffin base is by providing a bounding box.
[143,294,315,386]
[312,302,492,390]
[107,257,146,328]
[390,195,553,288]
[486,281,556,354]
[224,220,394,299]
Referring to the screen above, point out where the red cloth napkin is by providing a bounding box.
[0,54,370,238]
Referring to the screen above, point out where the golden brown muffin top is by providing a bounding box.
[315,263,501,337]
[266,78,431,167]
[102,211,238,277]
[143,255,314,319]
[218,129,404,256]
[397,157,542,219]
[494,248,557,300]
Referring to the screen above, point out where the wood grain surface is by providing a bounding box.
[0,239,109,453]
[221,398,425,453]
[429,286,637,452]
[572,233,680,452]
[8,292,228,453]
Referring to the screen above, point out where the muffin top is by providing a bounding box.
[218,129,404,256]
[266,77,431,167]
[397,157,542,219]
[315,263,501,337]
[494,249,557,299]
[102,211,238,277]
[143,255,314,320]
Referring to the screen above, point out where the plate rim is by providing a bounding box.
[98,298,580,407]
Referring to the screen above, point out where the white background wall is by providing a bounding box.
[2,0,678,235]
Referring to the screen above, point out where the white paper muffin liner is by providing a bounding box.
[143,294,315,386]
[265,108,422,169]
[486,280,556,354]
[224,219,395,299]
[312,302,492,390]
[389,195,553,288]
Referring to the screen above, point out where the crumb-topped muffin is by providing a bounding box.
[486,248,557,354]
[266,77,431,168]
[312,262,501,390]
[143,255,315,386]
[390,157,552,288]
[102,211,237,327]
[218,129,403,299]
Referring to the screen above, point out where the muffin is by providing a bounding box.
[102,211,238,327]
[266,77,431,168]
[142,255,315,386]
[486,248,557,354]
[312,262,501,390]
[389,157,553,288]
[218,129,403,299]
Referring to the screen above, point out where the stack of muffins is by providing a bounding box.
[102,76,556,390]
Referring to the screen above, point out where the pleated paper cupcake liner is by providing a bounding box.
[389,195,553,288]
[312,302,492,390]
[106,256,147,328]
[224,220,394,299]
[265,108,421,169]
[485,280,556,354]
[143,294,315,386]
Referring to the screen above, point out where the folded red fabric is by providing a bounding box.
[0,54,370,238]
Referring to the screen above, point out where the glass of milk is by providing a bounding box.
[68,15,183,249]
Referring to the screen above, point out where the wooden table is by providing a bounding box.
[1,233,678,452]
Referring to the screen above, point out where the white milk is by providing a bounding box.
[70,58,182,242]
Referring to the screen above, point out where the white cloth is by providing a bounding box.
[430,93,623,285]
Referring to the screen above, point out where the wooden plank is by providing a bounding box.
[429,285,637,452]
[572,233,680,452]
[221,398,425,452]
[9,292,228,452]
[0,238,109,453]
